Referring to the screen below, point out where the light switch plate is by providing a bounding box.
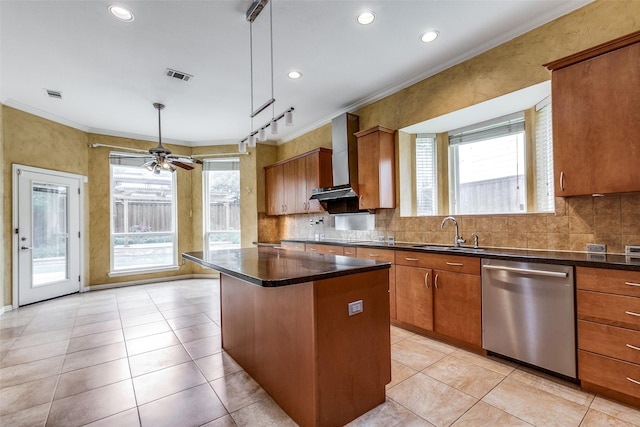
[348,300,363,316]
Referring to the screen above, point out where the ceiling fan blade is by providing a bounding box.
[172,161,194,171]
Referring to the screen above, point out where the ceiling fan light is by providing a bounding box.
[161,160,171,169]
[258,127,266,141]
[239,140,247,154]
[146,161,156,171]
[153,165,161,174]
[285,110,293,126]
[248,134,256,148]
[270,119,278,135]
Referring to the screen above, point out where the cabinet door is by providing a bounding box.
[305,152,321,213]
[433,271,481,346]
[357,132,381,210]
[552,42,640,196]
[282,160,299,214]
[265,164,284,215]
[396,265,433,331]
[357,248,396,319]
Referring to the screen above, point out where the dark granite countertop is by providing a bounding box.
[278,239,640,272]
[182,248,391,287]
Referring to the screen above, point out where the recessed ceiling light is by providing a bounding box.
[357,11,375,25]
[108,5,135,22]
[420,30,439,43]
[288,71,303,79]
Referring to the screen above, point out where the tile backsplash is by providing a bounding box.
[265,193,640,254]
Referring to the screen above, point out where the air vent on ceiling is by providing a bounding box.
[165,68,193,82]
[45,89,62,99]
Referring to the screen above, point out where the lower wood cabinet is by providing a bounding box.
[356,248,397,320]
[395,265,432,330]
[433,270,482,347]
[394,250,481,348]
[577,266,640,405]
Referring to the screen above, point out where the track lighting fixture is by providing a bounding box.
[240,0,297,152]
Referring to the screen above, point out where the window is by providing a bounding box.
[415,134,438,216]
[535,98,554,212]
[110,154,177,273]
[449,113,526,214]
[203,158,240,253]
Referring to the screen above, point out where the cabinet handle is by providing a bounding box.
[345,251,354,255]
[309,248,317,251]
[329,250,337,253]
[446,262,464,267]
[560,171,565,191]
[368,254,380,257]
[626,282,640,287]
[434,273,439,289]
[626,344,640,351]
[625,311,640,317]
[424,272,430,288]
[404,257,419,261]
[627,377,640,386]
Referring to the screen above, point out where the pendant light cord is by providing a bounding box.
[270,1,275,119]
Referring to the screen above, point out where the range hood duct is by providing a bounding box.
[310,113,372,214]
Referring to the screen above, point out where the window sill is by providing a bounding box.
[108,265,180,277]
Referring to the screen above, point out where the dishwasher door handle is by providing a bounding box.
[482,265,568,278]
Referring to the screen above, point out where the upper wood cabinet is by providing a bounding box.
[265,148,332,216]
[355,126,396,210]
[545,31,640,196]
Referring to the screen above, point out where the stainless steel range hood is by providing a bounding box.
[310,113,372,214]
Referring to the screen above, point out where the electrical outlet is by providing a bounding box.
[586,243,606,253]
[348,300,363,316]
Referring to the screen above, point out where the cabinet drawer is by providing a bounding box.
[395,250,480,275]
[578,320,640,364]
[306,244,343,255]
[342,246,357,257]
[577,290,640,331]
[280,241,305,251]
[577,267,640,297]
[356,247,395,263]
[579,350,640,399]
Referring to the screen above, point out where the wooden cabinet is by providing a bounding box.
[545,31,640,196]
[356,247,397,320]
[354,126,396,210]
[576,266,640,405]
[265,148,332,215]
[305,243,344,256]
[394,250,481,347]
[280,241,305,251]
[395,265,432,330]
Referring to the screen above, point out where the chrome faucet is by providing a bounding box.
[441,216,465,247]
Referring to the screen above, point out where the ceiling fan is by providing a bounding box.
[141,103,202,173]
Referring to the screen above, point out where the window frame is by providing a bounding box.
[202,158,241,255]
[108,153,178,276]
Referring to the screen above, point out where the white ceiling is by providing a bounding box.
[0,0,592,147]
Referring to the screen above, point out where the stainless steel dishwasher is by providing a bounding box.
[482,259,576,379]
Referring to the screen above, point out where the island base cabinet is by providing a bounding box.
[220,269,391,427]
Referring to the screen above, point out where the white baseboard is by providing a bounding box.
[0,305,13,316]
[86,273,219,292]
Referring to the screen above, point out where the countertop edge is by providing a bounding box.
[182,251,391,287]
[278,239,640,272]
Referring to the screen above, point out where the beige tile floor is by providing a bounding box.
[1,278,640,426]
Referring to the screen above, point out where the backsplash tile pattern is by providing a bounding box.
[272,193,640,254]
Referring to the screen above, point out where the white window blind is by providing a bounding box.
[535,98,554,212]
[415,134,437,216]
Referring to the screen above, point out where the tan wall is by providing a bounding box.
[2,107,90,304]
[276,0,640,253]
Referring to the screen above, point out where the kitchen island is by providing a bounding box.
[183,248,392,427]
